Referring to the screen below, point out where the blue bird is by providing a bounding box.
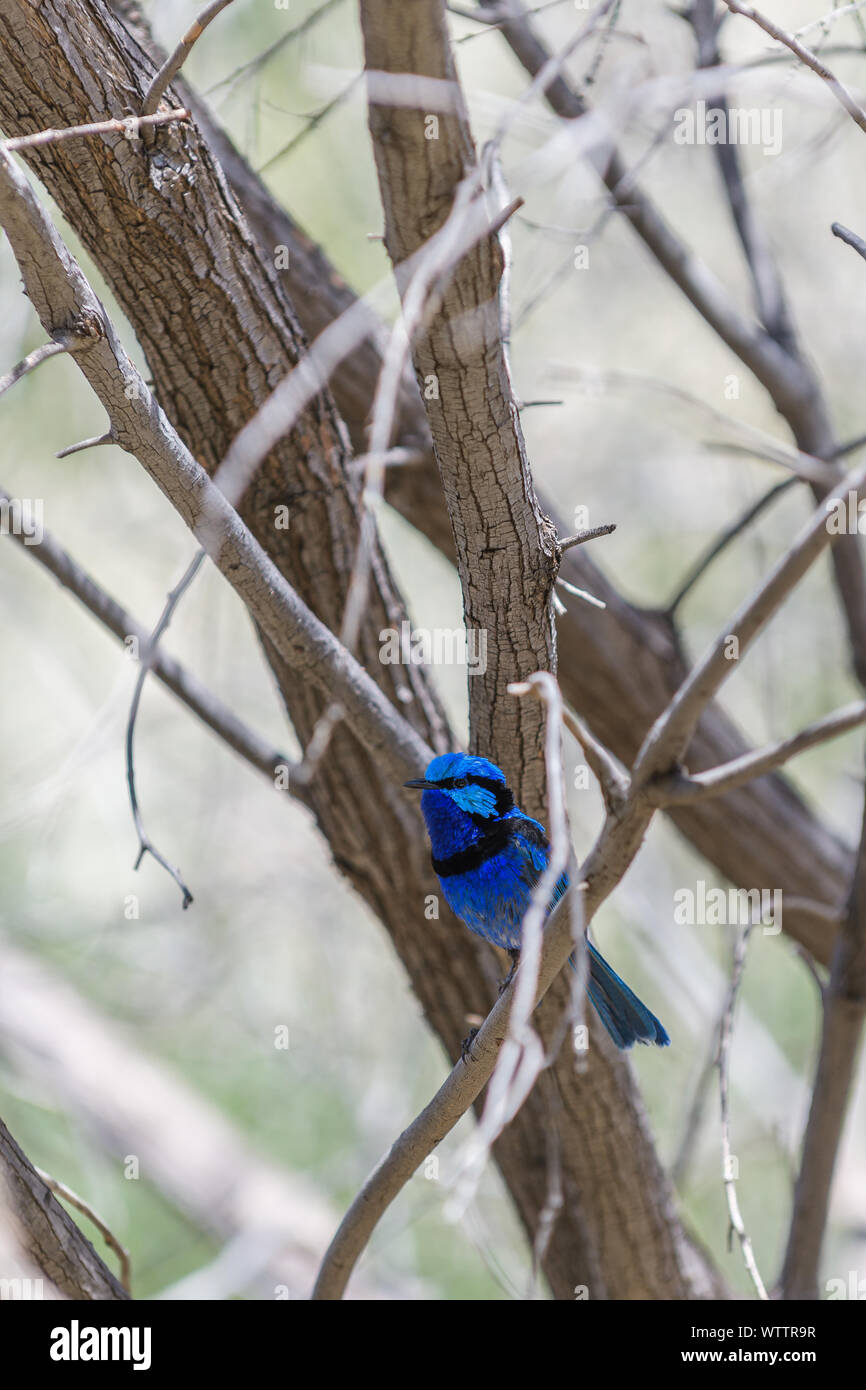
[405,752,669,1050]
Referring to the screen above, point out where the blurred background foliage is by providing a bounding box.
[1,0,864,1298]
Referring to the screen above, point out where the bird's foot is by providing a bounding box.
[461,1027,479,1064]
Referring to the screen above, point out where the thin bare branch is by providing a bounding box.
[632,455,866,788]
[553,365,832,484]
[311,881,587,1300]
[2,109,190,153]
[562,705,629,813]
[0,147,434,794]
[36,1168,131,1293]
[692,0,792,344]
[555,576,606,609]
[1,485,297,790]
[831,220,866,264]
[125,552,205,907]
[141,2,235,118]
[558,522,616,552]
[717,924,769,1299]
[666,479,797,616]
[205,0,345,100]
[258,73,364,174]
[722,1,866,136]
[56,431,114,459]
[0,338,73,398]
[652,701,866,804]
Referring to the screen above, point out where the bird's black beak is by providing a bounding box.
[404,778,434,790]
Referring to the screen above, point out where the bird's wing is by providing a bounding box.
[509,814,569,906]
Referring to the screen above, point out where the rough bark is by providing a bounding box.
[0,1117,129,1300]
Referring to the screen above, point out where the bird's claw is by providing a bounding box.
[460,1027,479,1063]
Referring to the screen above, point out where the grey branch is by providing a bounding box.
[652,701,866,804]
[831,220,866,264]
[558,523,617,552]
[2,109,190,153]
[311,884,584,1299]
[666,479,797,616]
[0,337,75,398]
[562,705,629,813]
[633,457,866,789]
[56,431,114,458]
[0,147,433,791]
[1,486,297,790]
[36,1168,131,1293]
[722,1,866,136]
[141,2,235,118]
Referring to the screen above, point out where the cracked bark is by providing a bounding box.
[361,0,559,810]
[0,1116,129,1300]
[357,0,725,1298]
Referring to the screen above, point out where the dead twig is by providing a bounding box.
[36,1168,131,1293]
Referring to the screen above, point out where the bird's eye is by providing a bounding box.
[452,778,468,788]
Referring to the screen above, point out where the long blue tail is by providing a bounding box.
[571,942,670,1049]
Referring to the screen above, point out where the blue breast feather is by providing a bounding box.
[420,788,670,1049]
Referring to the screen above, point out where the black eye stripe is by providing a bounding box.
[430,772,515,817]
[437,775,504,792]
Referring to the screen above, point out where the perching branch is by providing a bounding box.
[447,673,583,1220]
[313,439,861,1296]
[56,431,114,458]
[691,0,793,344]
[312,883,586,1300]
